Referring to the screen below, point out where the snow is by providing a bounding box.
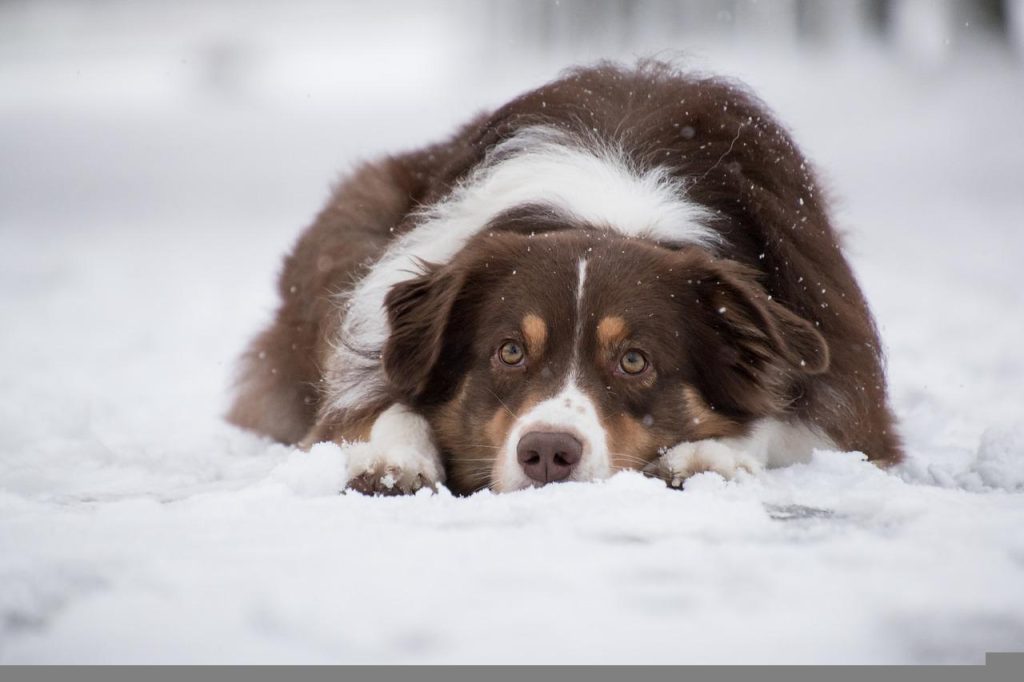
[2,1,1024,665]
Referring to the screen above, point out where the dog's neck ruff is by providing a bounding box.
[328,126,719,413]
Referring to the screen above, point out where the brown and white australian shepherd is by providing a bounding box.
[228,61,901,495]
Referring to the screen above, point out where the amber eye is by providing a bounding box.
[619,349,648,375]
[498,340,525,366]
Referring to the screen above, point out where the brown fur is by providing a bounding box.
[606,413,662,472]
[227,116,487,442]
[680,385,746,441]
[228,60,902,495]
[378,228,861,493]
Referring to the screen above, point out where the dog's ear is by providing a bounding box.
[678,253,829,415]
[382,262,467,404]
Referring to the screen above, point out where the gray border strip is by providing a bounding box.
[0,655,1020,682]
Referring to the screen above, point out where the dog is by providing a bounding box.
[228,61,902,495]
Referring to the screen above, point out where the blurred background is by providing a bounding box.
[1,0,1021,233]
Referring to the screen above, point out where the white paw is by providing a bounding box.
[344,442,442,495]
[343,404,444,496]
[645,440,762,488]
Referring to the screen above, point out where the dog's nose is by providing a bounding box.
[517,431,583,484]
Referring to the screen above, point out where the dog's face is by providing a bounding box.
[382,226,828,494]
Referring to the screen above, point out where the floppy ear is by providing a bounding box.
[381,263,465,404]
[681,255,829,415]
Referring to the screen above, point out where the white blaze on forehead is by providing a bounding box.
[492,378,612,493]
[492,257,611,491]
[574,258,588,345]
[327,125,719,413]
[575,258,588,307]
[567,257,589,385]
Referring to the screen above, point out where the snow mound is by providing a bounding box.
[971,425,1024,491]
[896,423,1024,493]
[268,442,348,497]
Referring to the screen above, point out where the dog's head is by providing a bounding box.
[381,224,828,494]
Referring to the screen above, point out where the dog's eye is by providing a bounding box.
[619,349,648,375]
[498,340,525,366]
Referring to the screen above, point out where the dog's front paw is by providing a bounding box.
[644,440,762,488]
[343,442,442,496]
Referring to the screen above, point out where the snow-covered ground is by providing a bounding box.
[2,1,1024,665]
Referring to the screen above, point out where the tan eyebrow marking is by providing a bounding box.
[597,315,628,349]
[522,314,548,355]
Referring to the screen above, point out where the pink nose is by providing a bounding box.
[516,431,583,484]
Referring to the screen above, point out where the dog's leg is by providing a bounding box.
[645,418,831,487]
[304,404,445,495]
[645,439,763,486]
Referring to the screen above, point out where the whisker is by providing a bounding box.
[459,465,494,482]
[609,451,656,469]
[486,387,520,420]
[469,475,495,492]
